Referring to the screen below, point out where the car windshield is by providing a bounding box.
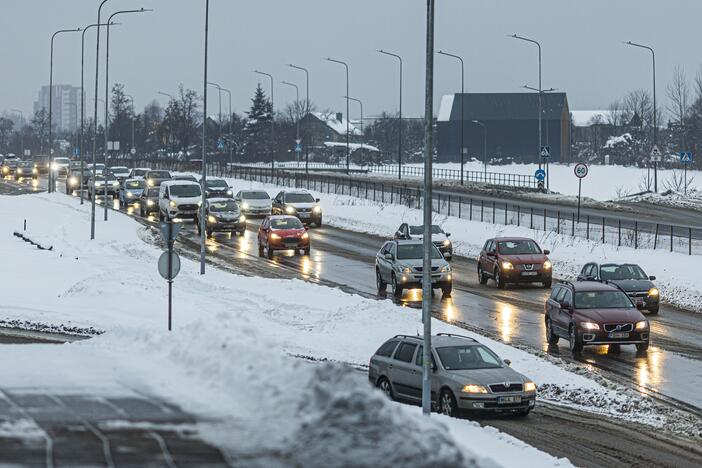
[125,180,146,189]
[132,169,148,175]
[147,188,160,197]
[497,240,541,255]
[436,345,502,370]
[111,166,128,173]
[396,244,443,260]
[19,161,32,167]
[409,225,444,235]
[55,158,70,164]
[149,171,171,178]
[285,193,315,203]
[210,200,238,212]
[206,180,228,188]
[574,291,634,309]
[169,184,201,197]
[243,191,270,200]
[270,218,304,230]
[175,176,196,181]
[599,264,648,281]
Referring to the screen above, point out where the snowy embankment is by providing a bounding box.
[221,175,702,314]
[0,192,571,467]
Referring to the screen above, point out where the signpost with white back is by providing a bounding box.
[680,151,693,195]
[158,221,183,331]
[574,163,588,222]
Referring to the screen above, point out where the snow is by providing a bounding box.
[310,111,362,136]
[438,94,455,122]
[604,133,633,148]
[324,141,380,152]
[0,192,574,467]
[570,110,611,127]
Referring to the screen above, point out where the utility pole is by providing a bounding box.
[288,64,310,173]
[345,96,364,165]
[437,50,465,184]
[125,94,136,156]
[10,109,24,160]
[326,58,350,173]
[200,0,210,275]
[378,50,403,179]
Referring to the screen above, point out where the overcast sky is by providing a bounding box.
[2,0,701,121]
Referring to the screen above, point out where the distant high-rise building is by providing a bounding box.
[33,85,83,133]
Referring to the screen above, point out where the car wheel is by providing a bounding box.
[391,274,403,298]
[495,268,506,289]
[636,342,649,353]
[303,247,310,256]
[546,318,559,345]
[140,206,145,217]
[316,217,323,227]
[376,268,387,292]
[478,265,488,285]
[569,325,583,354]
[267,246,274,260]
[206,229,213,238]
[377,377,394,400]
[439,389,458,417]
[648,307,659,315]
[258,243,264,257]
[542,279,552,289]
[442,283,452,297]
[159,210,164,221]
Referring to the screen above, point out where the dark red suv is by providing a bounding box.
[478,237,552,289]
[545,281,650,354]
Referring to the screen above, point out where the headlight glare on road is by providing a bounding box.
[208,215,217,223]
[313,205,321,213]
[581,322,600,331]
[543,260,552,270]
[461,384,488,394]
[648,288,659,296]
[285,205,295,214]
[501,261,514,270]
[524,381,537,392]
[635,320,649,331]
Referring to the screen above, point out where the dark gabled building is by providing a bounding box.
[437,92,571,163]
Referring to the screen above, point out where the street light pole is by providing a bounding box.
[472,120,487,175]
[10,109,24,160]
[206,81,223,137]
[49,27,81,194]
[216,86,233,172]
[282,81,300,162]
[625,40,658,192]
[524,84,556,190]
[200,0,210,275]
[326,57,350,173]
[437,50,465,184]
[125,94,135,156]
[378,50,403,179]
[288,64,310,173]
[345,96,364,165]
[253,70,275,171]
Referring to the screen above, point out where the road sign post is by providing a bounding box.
[158,221,182,331]
[534,168,546,192]
[680,151,693,195]
[574,163,589,222]
[540,146,551,192]
[650,145,662,193]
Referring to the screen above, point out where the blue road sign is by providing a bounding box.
[534,169,546,181]
[74,147,80,156]
[680,151,693,164]
[217,139,225,150]
[294,143,303,153]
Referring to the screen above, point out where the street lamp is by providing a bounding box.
[208,82,233,170]
[325,57,350,173]
[10,109,24,159]
[471,120,487,174]
[523,84,556,189]
[253,70,276,171]
[48,27,81,194]
[288,63,310,173]
[125,94,135,156]
[345,96,364,165]
[377,50,403,179]
[282,80,301,162]
[206,81,223,136]
[624,40,658,192]
[437,50,465,184]
[200,0,211,276]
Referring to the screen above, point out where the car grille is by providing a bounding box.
[489,383,524,393]
[517,263,539,271]
[179,204,198,211]
[414,266,439,272]
[603,323,633,333]
[296,208,311,213]
[626,291,649,298]
[283,237,300,245]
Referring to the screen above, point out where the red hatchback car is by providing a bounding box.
[258,215,310,259]
[478,237,552,289]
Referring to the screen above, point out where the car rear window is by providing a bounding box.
[394,342,417,363]
[375,340,399,358]
[149,171,171,178]
[126,180,145,189]
[599,264,647,281]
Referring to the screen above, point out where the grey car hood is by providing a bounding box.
[446,366,526,386]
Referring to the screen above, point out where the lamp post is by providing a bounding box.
[104,8,151,222]
[211,84,233,171]
[206,81,223,136]
[437,50,465,184]
[471,120,487,174]
[377,50,403,179]
[288,64,310,173]
[200,0,210,275]
[125,94,136,157]
[524,85,556,190]
[10,109,24,160]
[345,96,364,165]
[49,27,81,194]
[282,81,301,162]
[625,40,658,192]
[326,57,350,173]
[253,70,275,171]
[509,34,544,178]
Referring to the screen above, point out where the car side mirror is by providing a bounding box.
[315,198,320,203]
[487,251,496,257]
[394,231,403,239]
[384,253,393,260]
[503,359,511,366]
[576,275,586,281]
[445,233,451,238]
[560,302,572,311]
[649,276,656,281]
[543,249,550,255]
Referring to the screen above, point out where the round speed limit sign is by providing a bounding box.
[574,163,588,179]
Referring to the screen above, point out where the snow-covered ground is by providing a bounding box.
[1,192,578,467]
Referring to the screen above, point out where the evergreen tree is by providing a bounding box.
[110,83,133,153]
[243,84,273,162]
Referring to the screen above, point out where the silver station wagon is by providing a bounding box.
[368,333,536,417]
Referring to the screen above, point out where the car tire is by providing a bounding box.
[391,273,403,298]
[569,325,583,354]
[376,268,387,292]
[478,265,488,285]
[140,206,145,217]
[442,283,452,297]
[514,409,530,418]
[439,389,458,418]
[206,229,213,238]
[316,217,323,227]
[258,243,264,257]
[377,377,394,400]
[303,247,310,256]
[636,342,650,353]
[267,247,274,260]
[648,307,659,315]
[542,279,552,289]
[495,268,506,289]
[546,318,559,345]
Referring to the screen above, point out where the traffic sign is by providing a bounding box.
[159,221,183,243]
[680,151,693,164]
[537,180,545,190]
[217,138,225,150]
[24,149,31,157]
[294,142,303,153]
[574,163,588,179]
[534,169,546,181]
[158,251,181,280]
[130,148,136,155]
[540,146,551,158]
[650,145,662,162]
[74,147,80,156]
[107,141,120,151]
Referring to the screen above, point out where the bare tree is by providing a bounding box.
[607,99,627,130]
[666,66,689,148]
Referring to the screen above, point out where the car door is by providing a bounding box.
[377,242,390,280]
[546,286,563,327]
[389,341,420,400]
[555,288,573,335]
[483,240,497,275]
[272,192,284,213]
[412,346,436,401]
[259,218,269,247]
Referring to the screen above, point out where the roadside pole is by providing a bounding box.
[574,163,588,223]
[421,0,435,417]
[158,221,182,331]
[680,151,692,195]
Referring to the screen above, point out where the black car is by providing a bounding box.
[139,187,161,216]
[201,178,233,198]
[197,198,246,237]
[144,170,172,188]
[577,263,659,314]
[14,160,38,180]
[65,168,92,194]
[2,158,19,177]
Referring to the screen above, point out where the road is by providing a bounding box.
[3,175,702,466]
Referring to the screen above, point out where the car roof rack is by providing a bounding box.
[436,333,478,342]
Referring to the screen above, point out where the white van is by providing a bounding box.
[159,180,202,221]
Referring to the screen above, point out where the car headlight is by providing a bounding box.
[147,179,154,187]
[313,205,322,213]
[127,191,133,198]
[69,176,78,186]
[461,384,488,394]
[198,201,202,207]
[239,215,246,223]
[147,200,154,206]
[241,202,249,210]
[226,190,233,195]
[17,168,23,174]
[270,232,281,240]
[440,265,451,273]
[648,288,659,297]
[51,163,58,170]
[285,205,296,214]
[112,181,119,187]
[543,260,552,270]
[2,167,8,173]
[442,239,450,247]
[207,215,217,223]
[524,381,537,392]
[501,261,514,270]
[169,200,176,208]
[635,320,649,331]
[33,168,38,174]
[581,322,600,331]
[301,232,309,240]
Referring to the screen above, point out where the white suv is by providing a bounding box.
[159,181,202,221]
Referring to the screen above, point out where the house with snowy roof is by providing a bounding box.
[300,111,378,164]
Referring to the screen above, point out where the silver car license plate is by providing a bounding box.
[608,332,629,339]
[498,396,522,404]
[521,271,538,276]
